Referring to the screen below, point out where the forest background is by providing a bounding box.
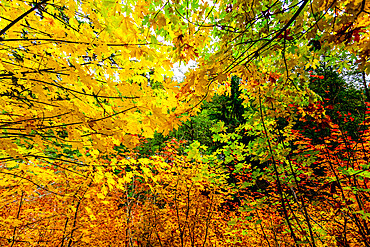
[0,0,370,246]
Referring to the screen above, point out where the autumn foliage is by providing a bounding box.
[1,0,370,246]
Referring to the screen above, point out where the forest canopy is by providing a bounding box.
[0,0,370,246]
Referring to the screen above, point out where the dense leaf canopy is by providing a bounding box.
[0,0,370,246]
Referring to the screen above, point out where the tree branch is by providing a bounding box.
[0,0,49,38]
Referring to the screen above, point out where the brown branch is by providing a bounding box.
[25,78,140,100]
[224,0,309,73]
[258,89,300,246]
[67,181,92,247]
[0,0,49,37]
[1,38,154,47]
[0,111,71,127]
[202,192,213,247]
[0,106,138,131]
[362,71,370,102]
[59,218,69,247]
[0,170,64,196]
[10,191,24,247]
